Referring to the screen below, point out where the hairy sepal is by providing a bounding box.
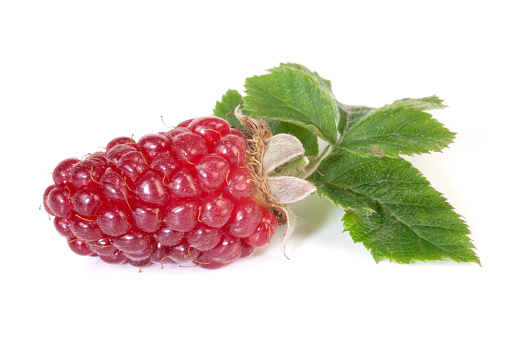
[262,133,306,176]
[280,206,296,260]
[266,176,316,205]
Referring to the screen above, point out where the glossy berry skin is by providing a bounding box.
[244,208,278,247]
[52,158,80,185]
[228,198,262,237]
[47,186,73,218]
[43,116,279,269]
[53,217,73,239]
[195,155,230,190]
[186,223,223,251]
[188,116,231,147]
[70,215,104,241]
[72,187,104,217]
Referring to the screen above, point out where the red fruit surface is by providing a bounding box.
[212,134,248,166]
[195,155,230,190]
[52,158,80,185]
[186,223,223,251]
[106,144,137,164]
[99,169,133,202]
[42,116,278,269]
[226,168,253,199]
[137,133,170,160]
[100,250,128,264]
[131,204,162,233]
[70,215,104,242]
[96,203,132,236]
[171,132,208,166]
[167,241,200,263]
[68,238,94,256]
[88,237,117,255]
[53,217,73,239]
[243,208,278,247]
[188,116,231,147]
[163,200,198,232]
[69,160,106,188]
[106,136,134,152]
[200,194,234,228]
[43,184,57,216]
[72,187,104,217]
[150,243,174,265]
[228,198,262,237]
[47,186,73,218]
[134,171,170,206]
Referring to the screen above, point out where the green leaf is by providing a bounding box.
[244,67,340,145]
[337,103,375,138]
[338,98,456,157]
[388,95,446,111]
[269,63,333,94]
[309,151,479,264]
[213,89,243,129]
[267,120,319,156]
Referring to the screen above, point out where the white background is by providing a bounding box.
[1,1,507,338]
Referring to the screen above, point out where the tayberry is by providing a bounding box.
[42,116,279,269]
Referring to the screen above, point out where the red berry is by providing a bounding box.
[163,200,198,232]
[117,151,149,182]
[52,158,80,185]
[195,154,230,190]
[188,116,231,147]
[70,215,104,242]
[44,116,280,269]
[96,203,132,237]
[187,223,223,251]
[47,186,73,218]
[53,217,73,239]
[100,250,128,264]
[99,169,134,203]
[168,169,201,198]
[124,240,156,261]
[88,237,117,255]
[68,238,94,256]
[150,151,178,177]
[137,133,170,160]
[167,241,199,263]
[171,132,208,166]
[200,194,234,228]
[131,204,162,233]
[154,226,185,247]
[227,198,262,237]
[196,260,229,270]
[240,241,255,258]
[229,128,245,139]
[164,128,188,140]
[150,243,174,265]
[212,134,248,166]
[200,233,242,264]
[85,152,107,165]
[244,208,278,247]
[106,144,137,164]
[43,184,57,216]
[127,257,152,268]
[69,160,106,188]
[176,119,194,128]
[134,171,170,206]
[113,228,153,254]
[106,136,134,152]
[226,168,253,199]
[72,186,104,217]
